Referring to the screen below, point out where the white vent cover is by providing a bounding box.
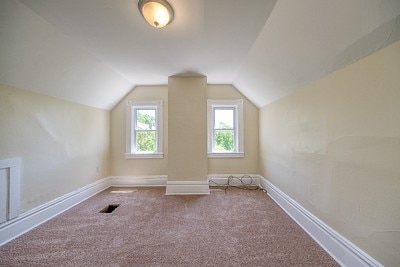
[0,158,21,223]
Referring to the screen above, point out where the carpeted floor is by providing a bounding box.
[0,187,338,266]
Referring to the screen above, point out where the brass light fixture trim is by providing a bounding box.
[138,0,174,28]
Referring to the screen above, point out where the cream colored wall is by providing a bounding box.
[110,86,168,175]
[0,84,110,213]
[207,85,259,174]
[259,41,400,266]
[110,84,258,177]
[168,76,208,181]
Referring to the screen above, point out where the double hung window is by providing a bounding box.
[207,99,244,158]
[125,101,163,158]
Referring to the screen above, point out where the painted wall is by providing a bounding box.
[111,86,168,176]
[110,84,259,177]
[207,85,259,174]
[0,84,110,213]
[259,41,400,266]
[168,76,208,182]
[0,0,132,110]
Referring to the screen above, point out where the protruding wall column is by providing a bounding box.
[166,76,209,195]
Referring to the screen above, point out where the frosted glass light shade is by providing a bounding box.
[138,0,174,28]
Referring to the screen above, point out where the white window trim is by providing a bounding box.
[207,99,244,158]
[125,100,163,159]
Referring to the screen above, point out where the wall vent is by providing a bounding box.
[0,158,21,224]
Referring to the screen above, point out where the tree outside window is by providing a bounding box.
[214,108,235,152]
[135,109,156,152]
[207,99,244,158]
[125,100,163,159]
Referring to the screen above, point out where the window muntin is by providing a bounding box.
[207,99,243,158]
[213,108,235,152]
[126,101,163,159]
[134,108,157,153]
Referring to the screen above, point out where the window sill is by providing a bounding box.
[125,153,164,159]
[208,152,244,158]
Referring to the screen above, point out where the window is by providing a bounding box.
[207,99,243,158]
[125,100,163,159]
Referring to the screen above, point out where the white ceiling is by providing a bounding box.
[1,0,400,110]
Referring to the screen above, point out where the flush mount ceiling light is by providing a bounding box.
[138,0,174,28]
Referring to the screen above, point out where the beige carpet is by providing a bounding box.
[0,187,338,266]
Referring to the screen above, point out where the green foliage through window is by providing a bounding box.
[214,130,234,151]
[208,100,242,155]
[214,122,234,151]
[137,111,155,129]
[136,131,156,152]
[135,109,156,152]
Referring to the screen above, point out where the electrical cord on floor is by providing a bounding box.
[209,175,260,192]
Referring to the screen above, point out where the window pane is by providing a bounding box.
[136,131,156,152]
[214,129,234,152]
[136,109,156,130]
[214,109,234,129]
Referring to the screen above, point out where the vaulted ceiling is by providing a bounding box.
[1,0,400,110]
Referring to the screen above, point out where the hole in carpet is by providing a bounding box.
[99,204,120,213]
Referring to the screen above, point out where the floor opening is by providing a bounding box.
[99,204,120,213]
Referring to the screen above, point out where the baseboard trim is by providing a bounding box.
[259,177,383,267]
[208,174,260,187]
[166,180,210,195]
[2,173,381,267]
[110,175,167,187]
[0,177,110,246]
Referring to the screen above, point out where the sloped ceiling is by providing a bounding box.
[1,0,400,110]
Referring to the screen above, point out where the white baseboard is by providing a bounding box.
[2,173,381,267]
[0,177,110,246]
[166,180,210,195]
[259,177,383,267]
[208,174,260,187]
[110,175,167,187]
